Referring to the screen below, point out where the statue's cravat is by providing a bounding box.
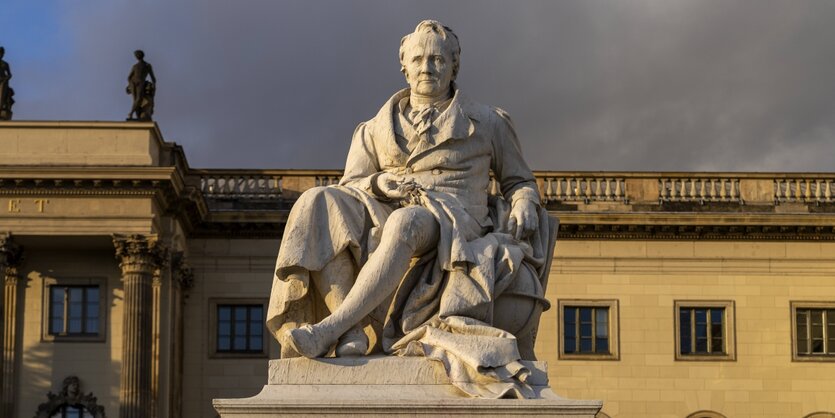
[408,105,438,136]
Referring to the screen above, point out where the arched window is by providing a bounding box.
[803,413,835,418]
[686,411,727,418]
[35,376,105,418]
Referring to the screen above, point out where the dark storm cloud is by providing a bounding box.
[5,0,835,171]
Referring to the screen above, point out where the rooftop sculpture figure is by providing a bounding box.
[267,20,556,398]
[0,47,13,120]
[126,49,156,121]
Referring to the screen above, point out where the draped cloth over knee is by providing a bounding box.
[267,88,551,399]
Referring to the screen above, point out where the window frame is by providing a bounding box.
[41,277,107,343]
[558,299,619,361]
[674,300,736,361]
[208,298,269,359]
[791,301,835,362]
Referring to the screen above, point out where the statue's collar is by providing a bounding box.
[369,88,479,154]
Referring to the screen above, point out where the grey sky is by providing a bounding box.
[4,0,835,171]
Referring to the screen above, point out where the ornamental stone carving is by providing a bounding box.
[35,375,105,418]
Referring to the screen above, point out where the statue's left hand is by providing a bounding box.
[508,199,538,241]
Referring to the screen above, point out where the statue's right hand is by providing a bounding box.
[375,172,418,199]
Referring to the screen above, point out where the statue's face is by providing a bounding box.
[402,32,454,98]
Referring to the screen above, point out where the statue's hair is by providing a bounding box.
[134,49,145,59]
[399,20,461,79]
[0,47,4,55]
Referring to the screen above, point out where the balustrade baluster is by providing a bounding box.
[615,179,623,201]
[719,179,727,200]
[826,180,833,201]
[603,179,612,200]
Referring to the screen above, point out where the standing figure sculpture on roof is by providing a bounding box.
[0,47,13,120]
[267,20,557,399]
[126,49,156,121]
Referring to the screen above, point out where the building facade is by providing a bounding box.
[0,121,833,418]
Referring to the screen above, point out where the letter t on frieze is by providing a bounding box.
[0,233,22,418]
[113,234,167,418]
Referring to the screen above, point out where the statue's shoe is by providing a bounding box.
[283,325,329,358]
[335,327,369,357]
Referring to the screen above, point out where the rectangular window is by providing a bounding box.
[678,307,724,355]
[674,300,735,361]
[792,302,835,361]
[558,300,619,360]
[209,298,269,358]
[217,304,264,353]
[49,286,100,336]
[42,278,107,342]
[564,306,609,354]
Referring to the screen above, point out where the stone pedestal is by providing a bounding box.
[213,356,601,417]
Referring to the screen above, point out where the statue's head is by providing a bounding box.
[134,49,145,60]
[0,47,4,58]
[62,376,80,399]
[399,20,460,99]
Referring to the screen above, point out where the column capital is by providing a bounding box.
[113,234,168,275]
[0,233,23,283]
[171,252,194,291]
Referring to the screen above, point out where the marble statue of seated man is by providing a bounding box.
[266,20,555,398]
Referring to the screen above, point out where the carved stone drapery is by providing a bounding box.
[113,234,167,418]
[35,375,106,418]
[1,233,22,418]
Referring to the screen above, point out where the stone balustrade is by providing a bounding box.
[774,177,835,203]
[193,170,835,207]
[659,177,741,203]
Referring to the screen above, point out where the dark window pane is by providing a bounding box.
[51,318,63,334]
[565,337,576,353]
[579,323,592,338]
[87,302,99,318]
[69,302,83,318]
[797,333,809,354]
[596,338,609,353]
[812,339,824,353]
[711,309,723,324]
[711,337,723,353]
[695,338,708,353]
[680,309,691,354]
[68,287,83,302]
[51,287,64,302]
[86,287,99,301]
[695,323,707,338]
[86,319,99,334]
[250,336,263,350]
[250,324,263,336]
[695,309,707,323]
[811,310,824,327]
[218,321,231,336]
[234,336,246,350]
[218,336,230,351]
[234,306,247,321]
[251,306,263,320]
[828,310,835,326]
[68,319,82,333]
[580,338,592,352]
[812,322,824,339]
[711,323,723,339]
[564,307,576,324]
[579,308,592,323]
[219,306,231,321]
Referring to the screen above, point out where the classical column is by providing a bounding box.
[168,252,193,418]
[113,234,167,418]
[0,233,22,418]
